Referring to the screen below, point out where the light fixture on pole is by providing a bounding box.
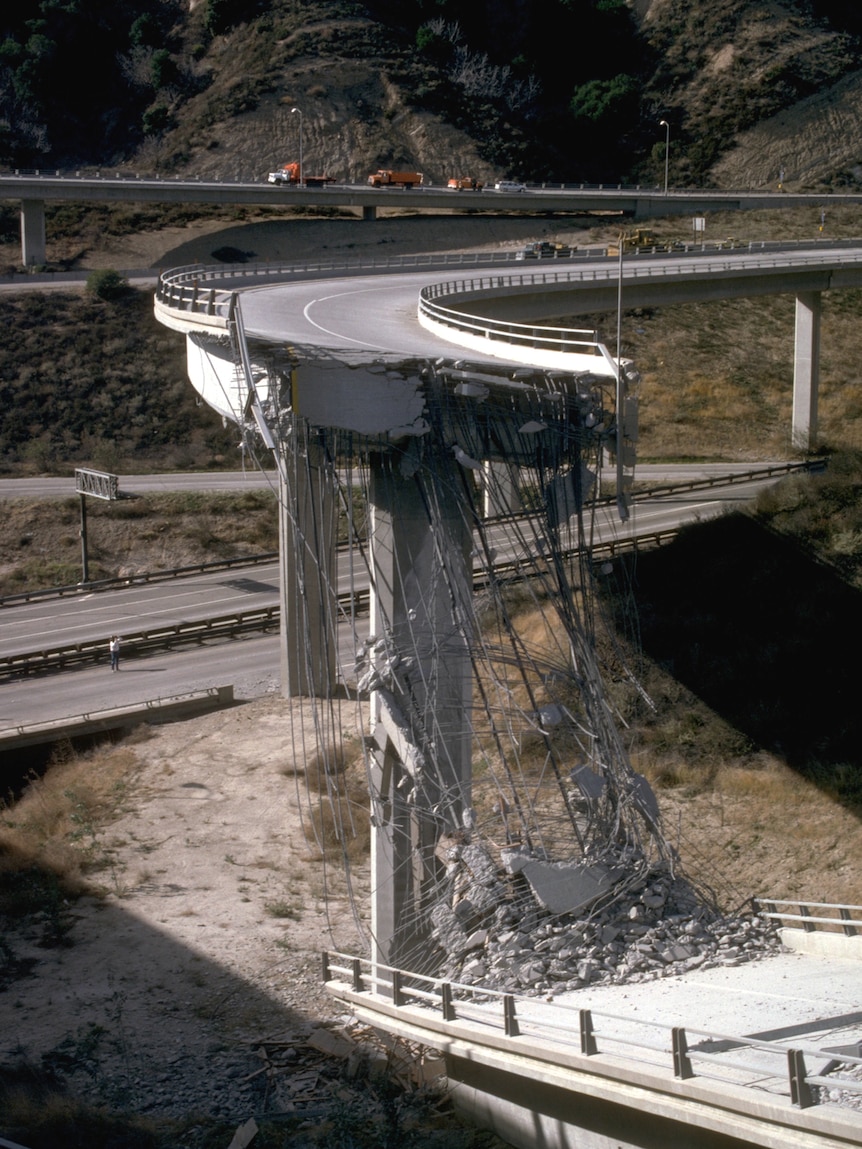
[291,106,303,186]
[659,119,670,195]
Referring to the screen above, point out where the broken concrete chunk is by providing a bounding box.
[306,1028,357,1060]
[226,1117,259,1149]
[520,860,623,915]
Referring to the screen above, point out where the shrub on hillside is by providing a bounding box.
[85,269,129,302]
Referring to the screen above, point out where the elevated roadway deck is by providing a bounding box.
[6,169,862,266]
[327,949,862,1149]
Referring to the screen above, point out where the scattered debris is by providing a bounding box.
[431,843,782,994]
[226,1116,258,1149]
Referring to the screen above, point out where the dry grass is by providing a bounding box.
[296,741,371,869]
[577,206,862,461]
[0,491,280,594]
[0,741,141,892]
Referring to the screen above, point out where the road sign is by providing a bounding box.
[75,468,119,501]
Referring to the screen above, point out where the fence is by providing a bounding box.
[323,950,862,1112]
[755,898,862,937]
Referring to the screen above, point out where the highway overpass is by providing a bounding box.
[2,169,861,266]
[154,239,862,451]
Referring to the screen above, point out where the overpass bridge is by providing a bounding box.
[3,168,862,267]
[155,238,862,451]
[151,243,862,1148]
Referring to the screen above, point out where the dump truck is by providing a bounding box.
[367,169,423,188]
[447,176,484,191]
[267,162,334,188]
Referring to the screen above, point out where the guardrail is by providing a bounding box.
[323,950,862,1112]
[417,244,862,352]
[756,899,862,936]
[0,605,280,678]
[153,237,862,323]
[0,550,278,608]
[0,529,683,678]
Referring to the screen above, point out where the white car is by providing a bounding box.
[494,180,527,193]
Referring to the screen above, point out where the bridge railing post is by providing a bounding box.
[788,1049,814,1108]
[672,1026,693,1079]
[503,994,519,1037]
[392,968,404,1007]
[579,1009,597,1055]
[441,982,456,1022]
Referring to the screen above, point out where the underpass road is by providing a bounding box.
[0,474,767,661]
[0,562,283,656]
[0,469,784,733]
[0,620,366,733]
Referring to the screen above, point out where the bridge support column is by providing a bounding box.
[368,451,473,969]
[278,431,338,697]
[362,204,377,221]
[792,291,821,451]
[20,199,46,266]
[482,461,522,517]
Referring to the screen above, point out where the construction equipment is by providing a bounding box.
[607,228,659,256]
[367,169,423,188]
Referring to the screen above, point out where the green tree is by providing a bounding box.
[85,269,128,302]
[570,73,638,126]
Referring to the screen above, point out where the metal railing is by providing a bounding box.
[417,245,862,351]
[0,605,280,678]
[153,237,862,324]
[0,550,278,608]
[323,950,862,1111]
[756,898,862,937]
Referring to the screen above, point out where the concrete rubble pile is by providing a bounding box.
[430,838,782,995]
[814,1056,862,1112]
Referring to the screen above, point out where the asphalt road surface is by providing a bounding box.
[0,467,785,734]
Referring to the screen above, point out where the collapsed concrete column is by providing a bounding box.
[482,460,522,517]
[278,430,338,697]
[368,450,473,967]
[20,199,46,266]
[792,291,821,451]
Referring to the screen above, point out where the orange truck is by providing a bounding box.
[367,169,423,188]
[447,177,484,191]
[267,162,334,188]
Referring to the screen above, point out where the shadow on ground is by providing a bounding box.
[623,511,862,801]
[152,213,598,269]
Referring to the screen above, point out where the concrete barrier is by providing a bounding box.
[779,927,862,961]
[0,685,235,752]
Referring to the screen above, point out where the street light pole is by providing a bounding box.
[660,119,670,195]
[291,106,303,186]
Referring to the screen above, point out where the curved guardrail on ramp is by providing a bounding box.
[324,950,862,1149]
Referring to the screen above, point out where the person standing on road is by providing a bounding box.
[109,634,120,671]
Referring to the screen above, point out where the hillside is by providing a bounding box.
[3,0,862,187]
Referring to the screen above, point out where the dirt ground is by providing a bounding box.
[1,694,379,1128]
[27,204,604,273]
